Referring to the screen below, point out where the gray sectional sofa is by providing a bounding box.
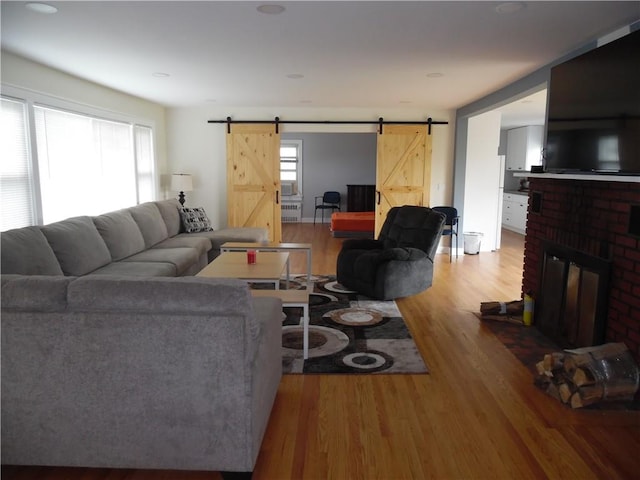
[0,199,282,476]
[1,198,268,277]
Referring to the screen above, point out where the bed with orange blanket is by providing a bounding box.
[330,211,375,238]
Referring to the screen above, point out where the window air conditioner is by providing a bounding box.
[281,183,294,196]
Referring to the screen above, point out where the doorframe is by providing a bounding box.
[454,79,548,251]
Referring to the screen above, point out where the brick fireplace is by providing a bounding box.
[522,177,640,364]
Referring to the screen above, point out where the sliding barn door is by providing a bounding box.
[375,124,432,236]
[226,123,281,242]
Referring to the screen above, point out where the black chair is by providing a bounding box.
[314,191,341,224]
[432,206,459,262]
[336,205,446,300]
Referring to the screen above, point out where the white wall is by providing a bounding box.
[1,52,456,229]
[1,51,168,197]
[463,110,502,252]
[167,106,456,229]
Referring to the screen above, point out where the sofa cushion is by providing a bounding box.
[1,275,74,312]
[128,203,169,248]
[179,207,214,233]
[154,199,182,237]
[41,217,112,276]
[123,247,199,276]
[188,228,269,251]
[88,261,177,277]
[0,226,64,275]
[152,236,211,258]
[93,210,146,261]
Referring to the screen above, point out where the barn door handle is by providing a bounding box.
[376,191,381,205]
[276,190,280,204]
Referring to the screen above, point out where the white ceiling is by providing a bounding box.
[2,1,639,127]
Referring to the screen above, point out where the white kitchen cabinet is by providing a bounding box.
[502,193,528,234]
[506,126,543,171]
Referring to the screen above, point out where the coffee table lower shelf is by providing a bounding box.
[251,289,310,359]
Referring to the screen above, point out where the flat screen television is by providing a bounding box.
[544,29,640,175]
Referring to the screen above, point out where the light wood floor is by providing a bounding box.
[3,224,640,480]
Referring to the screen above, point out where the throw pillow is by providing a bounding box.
[179,207,214,233]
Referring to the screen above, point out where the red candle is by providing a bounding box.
[247,250,256,264]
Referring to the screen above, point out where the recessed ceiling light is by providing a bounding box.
[495,2,526,14]
[152,72,170,78]
[25,2,58,14]
[286,73,304,79]
[426,72,444,78]
[257,4,285,15]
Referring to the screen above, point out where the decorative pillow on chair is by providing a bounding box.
[179,207,214,233]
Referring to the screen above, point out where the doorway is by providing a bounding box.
[463,88,547,252]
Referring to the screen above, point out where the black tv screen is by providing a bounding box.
[545,29,640,174]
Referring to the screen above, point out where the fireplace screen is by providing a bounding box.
[536,242,611,348]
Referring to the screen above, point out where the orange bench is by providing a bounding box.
[330,211,375,238]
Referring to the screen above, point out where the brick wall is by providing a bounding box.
[522,177,640,363]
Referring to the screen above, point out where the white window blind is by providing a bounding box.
[34,105,137,224]
[1,97,35,231]
[134,125,155,203]
[280,140,302,192]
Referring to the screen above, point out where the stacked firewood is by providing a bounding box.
[534,342,639,408]
[479,300,523,324]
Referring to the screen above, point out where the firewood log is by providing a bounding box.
[570,385,604,408]
[564,342,630,374]
[558,382,574,403]
[572,367,596,387]
[564,342,629,358]
[480,300,523,316]
[543,352,565,372]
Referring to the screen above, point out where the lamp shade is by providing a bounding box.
[171,173,193,192]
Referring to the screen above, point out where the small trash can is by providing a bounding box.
[463,232,483,254]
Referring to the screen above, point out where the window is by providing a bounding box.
[1,97,36,231]
[0,92,157,229]
[35,105,138,223]
[280,140,302,194]
[134,125,155,204]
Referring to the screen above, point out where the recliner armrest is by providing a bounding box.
[378,247,427,262]
[341,238,384,251]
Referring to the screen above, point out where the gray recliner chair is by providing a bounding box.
[336,205,446,300]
